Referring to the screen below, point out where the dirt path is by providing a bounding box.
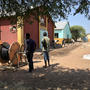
[0,42,90,90]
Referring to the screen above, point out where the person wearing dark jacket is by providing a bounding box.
[25,33,36,72]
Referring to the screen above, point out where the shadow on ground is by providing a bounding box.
[0,63,90,90]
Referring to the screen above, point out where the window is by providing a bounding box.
[55,33,58,38]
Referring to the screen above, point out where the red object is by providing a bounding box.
[48,19,54,41]
[24,16,39,48]
[0,19,17,45]
[0,16,54,48]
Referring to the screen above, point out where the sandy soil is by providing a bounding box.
[0,42,90,90]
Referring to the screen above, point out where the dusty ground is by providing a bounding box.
[0,42,90,90]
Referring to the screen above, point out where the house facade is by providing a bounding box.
[0,15,54,48]
[54,21,72,44]
[86,33,90,42]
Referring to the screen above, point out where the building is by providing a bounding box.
[86,33,90,42]
[0,15,55,48]
[54,21,72,45]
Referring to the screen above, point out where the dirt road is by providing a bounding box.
[0,42,90,90]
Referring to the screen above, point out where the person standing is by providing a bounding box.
[25,33,36,72]
[41,32,50,68]
[62,39,65,47]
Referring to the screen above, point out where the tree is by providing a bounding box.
[74,0,90,19]
[0,0,90,21]
[70,25,86,41]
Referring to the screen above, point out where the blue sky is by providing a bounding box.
[66,14,90,34]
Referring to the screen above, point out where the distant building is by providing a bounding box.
[54,21,72,45]
[86,33,90,42]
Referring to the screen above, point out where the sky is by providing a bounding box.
[66,14,90,34]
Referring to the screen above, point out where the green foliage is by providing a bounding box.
[0,0,89,21]
[74,0,90,19]
[70,25,86,41]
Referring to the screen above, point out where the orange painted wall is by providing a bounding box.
[0,19,17,45]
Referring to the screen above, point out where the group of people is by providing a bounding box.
[25,32,50,72]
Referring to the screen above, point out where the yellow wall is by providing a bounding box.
[39,16,48,47]
[17,16,24,46]
[54,38,63,45]
[87,34,90,42]
[87,35,90,38]
[39,16,48,30]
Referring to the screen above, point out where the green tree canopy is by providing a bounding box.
[0,0,90,21]
[70,25,86,41]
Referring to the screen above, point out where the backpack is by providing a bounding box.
[42,39,47,49]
